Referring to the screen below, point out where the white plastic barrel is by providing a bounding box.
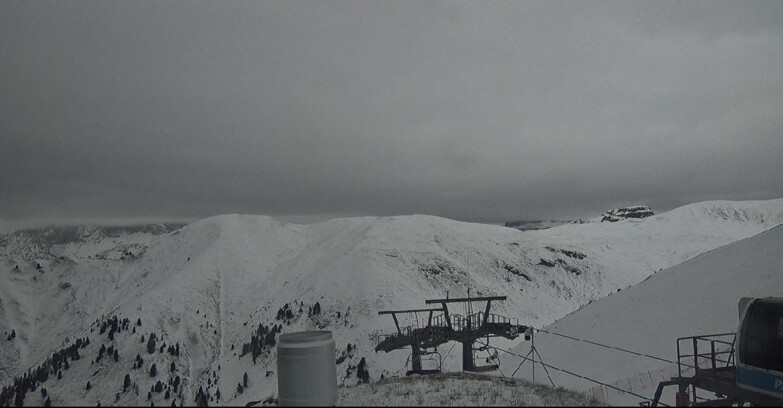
[277,330,338,406]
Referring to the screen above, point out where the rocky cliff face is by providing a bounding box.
[504,219,582,231]
[600,206,654,222]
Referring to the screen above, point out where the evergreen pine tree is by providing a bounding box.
[14,387,24,407]
[357,357,369,383]
[150,364,157,377]
[147,336,156,354]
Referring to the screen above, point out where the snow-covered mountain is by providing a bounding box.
[1,199,782,406]
[507,222,783,406]
[0,224,185,262]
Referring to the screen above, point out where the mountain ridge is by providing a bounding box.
[1,198,782,406]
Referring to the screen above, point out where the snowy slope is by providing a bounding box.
[1,199,782,406]
[528,198,783,289]
[337,372,600,406]
[506,223,783,406]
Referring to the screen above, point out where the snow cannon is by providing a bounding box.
[277,330,338,406]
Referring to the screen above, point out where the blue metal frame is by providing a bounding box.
[736,365,783,397]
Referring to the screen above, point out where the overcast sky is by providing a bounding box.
[1,0,782,231]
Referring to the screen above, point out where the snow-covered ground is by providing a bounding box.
[337,372,600,406]
[506,223,783,406]
[1,198,781,406]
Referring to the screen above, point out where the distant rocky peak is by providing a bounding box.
[600,206,654,223]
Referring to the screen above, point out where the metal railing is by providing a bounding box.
[449,312,519,331]
[450,313,478,331]
[676,333,736,380]
[379,322,451,343]
[431,314,448,328]
[394,312,521,334]
[485,313,519,326]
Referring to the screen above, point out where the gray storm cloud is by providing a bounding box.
[1,0,782,230]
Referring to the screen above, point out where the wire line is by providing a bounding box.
[535,328,693,369]
[490,343,669,406]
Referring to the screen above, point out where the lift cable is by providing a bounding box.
[534,328,694,369]
[440,341,458,367]
[475,338,506,378]
[488,343,670,407]
[392,354,412,377]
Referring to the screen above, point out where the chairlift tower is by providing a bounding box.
[376,295,528,375]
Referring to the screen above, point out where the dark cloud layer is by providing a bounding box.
[1,0,782,230]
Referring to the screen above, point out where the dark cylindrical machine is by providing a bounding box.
[277,330,338,406]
